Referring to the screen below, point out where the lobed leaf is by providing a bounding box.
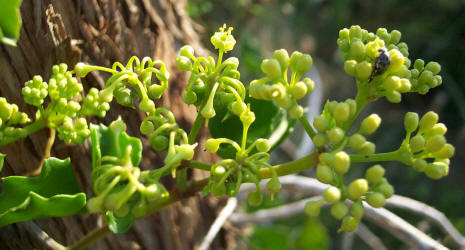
[0,157,86,227]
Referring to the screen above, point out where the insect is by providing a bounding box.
[369,48,390,82]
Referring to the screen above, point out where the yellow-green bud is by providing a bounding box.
[324,186,341,203]
[247,191,263,207]
[366,164,385,184]
[175,56,192,71]
[359,142,375,155]
[435,144,455,159]
[366,192,386,208]
[360,114,381,135]
[289,103,304,119]
[424,163,445,179]
[404,112,419,133]
[313,133,329,147]
[350,201,365,219]
[331,202,348,220]
[205,139,221,153]
[334,151,350,174]
[333,102,350,122]
[316,164,333,184]
[349,25,363,39]
[340,216,359,232]
[410,135,425,153]
[344,60,357,76]
[348,179,368,200]
[305,199,324,217]
[273,49,290,70]
[419,111,438,131]
[179,45,194,58]
[291,81,308,100]
[313,115,329,132]
[355,61,372,80]
[319,153,334,166]
[350,40,365,60]
[256,138,271,152]
[386,90,401,103]
[303,77,314,93]
[425,134,446,153]
[383,76,401,91]
[376,183,394,198]
[390,30,401,44]
[327,127,345,144]
[349,134,366,150]
[261,58,282,79]
[412,158,427,172]
[388,49,404,72]
[425,61,441,75]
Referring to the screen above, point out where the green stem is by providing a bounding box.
[0,119,47,147]
[188,113,204,144]
[298,115,316,139]
[350,149,403,163]
[65,224,111,250]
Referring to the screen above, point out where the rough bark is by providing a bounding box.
[0,1,228,249]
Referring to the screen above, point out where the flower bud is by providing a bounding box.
[175,56,192,71]
[412,158,427,172]
[409,135,425,153]
[348,179,368,200]
[349,25,363,39]
[313,115,329,132]
[247,190,263,207]
[256,138,271,152]
[324,186,341,203]
[419,111,439,132]
[291,81,308,100]
[425,134,446,153]
[366,192,386,208]
[289,103,304,119]
[334,151,350,174]
[229,101,246,116]
[267,178,282,195]
[355,61,372,80]
[350,201,365,219]
[435,144,455,159]
[333,102,350,122]
[425,61,441,75]
[240,109,256,127]
[273,49,290,70]
[305,199,324,216]
[414,59,424,71]
[206,139,221,153]
[386,90,401,103]
[313,133,328,147]
[425,163,445,179]
[139,99,156,113]
[316,164,333,184]
[150,135,169,151]
[360,114,381,135]
[331,202,348,220]
[344,60,357,76]
[376,183,394,198]
[349,133,366,150]
[429,123,447,136]
[319,153,334,166]
[140,120,154,135]
[350,40,365,60]
[389,30,401,44]
[179,45,194,58]
[383,76,401,91]
[388,49,404,72]
[359,142,375,155]
[327,127,345,144]
[404,112,419,133]
[366,164,385,184]
[291,52,313,75]
[302,77,314,93]
[261,59,282,79]
[340,216,358,232]
[182,91,197,105]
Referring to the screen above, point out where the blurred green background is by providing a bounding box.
[187,0,465,249]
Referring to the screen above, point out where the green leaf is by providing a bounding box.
[106,211,136,234]
[0,157,86,227]
[209,97,295,158]
[0,0,22,46]
[0,153,5,172]
[90,122,143,169]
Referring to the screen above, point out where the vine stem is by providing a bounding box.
[298,115,316,139]
[188,113,204,144]
[65,224,111,250]
[0,119,47,147]
[25,127,56,176]
[350,149,403,163]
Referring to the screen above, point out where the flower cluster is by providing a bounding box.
[0,97,30,143]
[249,49,315,118]
[176,25,245,125]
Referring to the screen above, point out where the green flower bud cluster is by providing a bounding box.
[176,26,246,124]
[203,105,278,205]
[87,122,168,218]
[22,76,48,107]
[402,111,454,179]
[409,59,442,95]
[56,117,90,144]
[339,26,444,104]
[75,56,170,116]
[249,49,315,119]
[80,88,111,117]
[309,164,394,232]
[0,97,30,142]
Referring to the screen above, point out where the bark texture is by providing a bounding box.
[0,1,228,249]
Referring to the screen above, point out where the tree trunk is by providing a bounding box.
[0,1,230,249]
